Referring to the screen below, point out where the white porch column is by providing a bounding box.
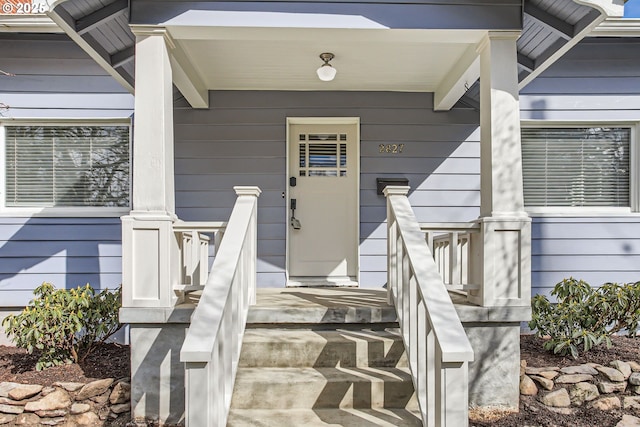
[468,32,531,308]
[122,28,179,308]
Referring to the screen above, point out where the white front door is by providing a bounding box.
[287,120,359,286]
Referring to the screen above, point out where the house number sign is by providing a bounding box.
[379,143,405,154]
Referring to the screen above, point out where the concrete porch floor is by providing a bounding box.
[247,287,529,324]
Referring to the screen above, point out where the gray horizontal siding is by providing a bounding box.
[0,35,132,306]
[0,34,133,119]
[520,37,640,297]
[175,91,481,288]
[521,38,640,119]
[0,218,123,306]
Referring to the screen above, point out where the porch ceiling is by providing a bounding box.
[47,0,621,109]
[173,29,483,92]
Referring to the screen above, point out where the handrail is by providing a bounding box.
[385,186,474,427]
[180,187,261,427]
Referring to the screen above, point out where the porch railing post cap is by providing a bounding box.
[383,186,410,197]
[233,186,262,197]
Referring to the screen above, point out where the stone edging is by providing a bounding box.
[520,359,640,415]
[0,378,130,426]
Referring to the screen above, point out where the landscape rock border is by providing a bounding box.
[0,378,130,426]
[520,358,640,425]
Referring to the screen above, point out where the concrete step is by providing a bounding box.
[230,367,417,410]
[248,288,397,324]
[239,327,408,368]
[227,408,422,427]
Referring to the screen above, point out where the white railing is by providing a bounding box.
[180,187,261,427]
[385,186,474,427]
[420,223,480,293]
[173,221,227,299]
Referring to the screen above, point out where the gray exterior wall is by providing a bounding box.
[521,37,640,297]
[0,34,133,306]
[174,91,481,287]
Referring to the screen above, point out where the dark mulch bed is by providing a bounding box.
[471,335,640,427]
[0,343,130,386]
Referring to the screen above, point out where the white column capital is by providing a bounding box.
[383,186,410,197]
[130,25,176,49]
[234,186,262,197]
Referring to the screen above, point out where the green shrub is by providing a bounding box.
[528,278,640,358]
[2,282,122,370]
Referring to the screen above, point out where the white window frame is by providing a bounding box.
[0,119,132,217]
[521,120,640,217]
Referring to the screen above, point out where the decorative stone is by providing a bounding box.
[72,411,100,426]
[520,375,538,395]
[632,385,640,395]
[537,371,559,380]
[0,397,22,406]
[53,382,84,392]
[560,365,599,375]
[70,403,91,415]
[0,383,20,399]
[530,376,554,391]
[24,389,71,412]
[98,406,110,420]
[624,396,640,410]
[14,412,41,425]
[109,381,131,405]
[526,366,559,375]
[628,361,640,373]
[596,366,625,382]
[0,404,23,415]
[8,384,43,401]
[40,387,56,397]
[540,388,571,408]
[617,414,640,427]
[629,373,640,386]
[569,382,599,406]
[611,360,632,379]
[556,374,593,384]
[111,402,130,414]
[35,409,67,418]
[90,390,110,405]
[39,417,66,425]
[598,381,627,394]
[590,396,621,411]
[0,414,15,425]
[75,378,114,401]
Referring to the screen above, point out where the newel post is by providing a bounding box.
[233,186,261,305]
[384,186,410,305]
[469,31,531,308]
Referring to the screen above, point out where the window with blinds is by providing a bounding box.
[521,127,630,208]
[4,125,130,208]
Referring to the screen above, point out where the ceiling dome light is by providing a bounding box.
[316,53,337,82]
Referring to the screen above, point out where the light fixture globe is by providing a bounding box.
[316,53,337,82]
